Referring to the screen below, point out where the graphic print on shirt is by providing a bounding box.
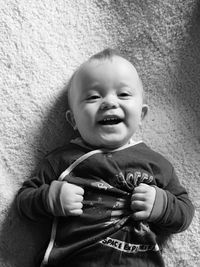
[99,237,159,254]
[114,168,154,191]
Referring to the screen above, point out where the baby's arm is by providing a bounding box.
[131,170,194,234]
[17,158,84,221]
[151,168,194,233]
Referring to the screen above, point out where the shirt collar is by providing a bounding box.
[70,137,143,152]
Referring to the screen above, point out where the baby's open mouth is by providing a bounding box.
[98,116,123,125]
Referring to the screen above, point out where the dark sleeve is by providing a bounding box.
[153,167,194,234]
[17,158,57,221]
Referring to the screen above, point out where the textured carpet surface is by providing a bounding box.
[0,1,200,266]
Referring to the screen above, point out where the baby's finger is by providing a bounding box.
[69,209,83,216]
[71,202,83,210]
[63,202,83,216]
[132,210,148,221]
[131,193,146,202]
[75,185,84,195]
[133,183,149,193]
[67,182,84,195]
[131,200,145,211]
[74,194,84,203]
[64,202,83,213]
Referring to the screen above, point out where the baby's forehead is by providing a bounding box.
[74,56,140,85]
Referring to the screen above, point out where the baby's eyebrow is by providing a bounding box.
[116,82,133,89]
[117,82,130,87]
[86,83,103,91]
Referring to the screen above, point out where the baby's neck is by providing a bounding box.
[71,137,143,151]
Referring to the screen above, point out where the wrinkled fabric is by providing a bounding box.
[17,141,194,267]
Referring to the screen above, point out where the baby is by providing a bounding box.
[17,48,194,267]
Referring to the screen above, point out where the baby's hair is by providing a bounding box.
[89,48,122,61]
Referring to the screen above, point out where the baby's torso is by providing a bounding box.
[45,142,168,267]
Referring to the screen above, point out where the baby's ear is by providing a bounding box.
[65,110,77,130]
[141,104,148,120]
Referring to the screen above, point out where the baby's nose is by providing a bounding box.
[100,95,119,110]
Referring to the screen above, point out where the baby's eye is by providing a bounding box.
[118,92,132,98]
[86,94,101,101]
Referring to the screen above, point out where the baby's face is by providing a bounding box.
[69,56,147,149]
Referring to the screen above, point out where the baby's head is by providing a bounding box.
[66,48,148,149]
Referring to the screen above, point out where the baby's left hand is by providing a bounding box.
[131,183,156,221]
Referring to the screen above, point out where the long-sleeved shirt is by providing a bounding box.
[17,139,194,267]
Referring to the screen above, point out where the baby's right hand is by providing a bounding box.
[47,181,84,217]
